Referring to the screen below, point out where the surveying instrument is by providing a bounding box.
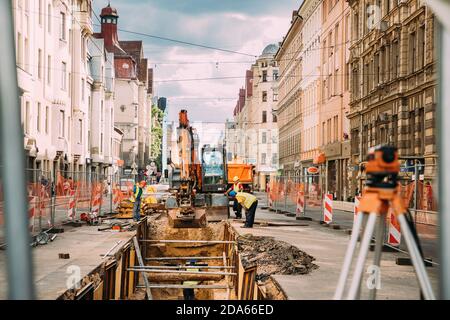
[334,145,435,300]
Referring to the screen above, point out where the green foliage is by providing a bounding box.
[150,105,164,166]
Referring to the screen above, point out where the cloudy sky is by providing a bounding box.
[93,0,301,126]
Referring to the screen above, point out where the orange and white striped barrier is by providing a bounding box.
[296,190,305,217]
[353,195,361,224]
[388,209,401,246]
[28,196,36,232]
[67,190,76,220]
[323,193,333,224]
[90,185,103,216]
[112,188,122,211]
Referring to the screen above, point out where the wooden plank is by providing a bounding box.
[132,236,152,300]
[128,248,136,297]
[114,256,122,300]
[93,281,104,300]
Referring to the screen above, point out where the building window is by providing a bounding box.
[273,93,278,102]
[45,106,49,134]
[47,4,52,34]
[272,153,277,166]
[273,114,277,123]
[58,110,64,137]
[262,91,267,102]
[39,0,43,25]
[262,70,268,82]
[273,70,279,81]
[47,55,51,85]
[334,116,338,142]
[262,132,267,144]
[261,153,267,165]
[38,49,42,79]
[100,133,103,153]
[418,25,425,69]
[17,32,23,68]
[25,101,30,134]
[61,62,67,90]
[409,32,416,73]
[345,63,350,91]
[78,119,83,144]
[24,37,29,72]
[262,111,267,123]
[374,53,380,85]
[37,103,41,133]
[81,78,85,101]
[60,12,66,40]
[393,41,399,78]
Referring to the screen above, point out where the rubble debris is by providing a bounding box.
[114,198,165,219]
[237,234,318,281]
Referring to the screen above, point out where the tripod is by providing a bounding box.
[334,182,435,300]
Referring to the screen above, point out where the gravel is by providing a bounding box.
[238,234,319,281]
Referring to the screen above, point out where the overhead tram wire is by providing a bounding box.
[91,11,257,59]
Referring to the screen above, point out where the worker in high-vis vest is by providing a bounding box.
[235,192,258,228]
[225,176,244,219]
[132,180,146,221]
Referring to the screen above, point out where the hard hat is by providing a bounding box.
[233,176,239,182]
[229,190,237,197]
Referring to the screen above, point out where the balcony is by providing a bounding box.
[76,11,93,35]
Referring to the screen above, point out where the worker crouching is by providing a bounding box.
[131,180,146,222]
[226,176,243,219]
[235,192,258,228]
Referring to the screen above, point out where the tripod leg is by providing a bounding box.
[346,212,377,300]
[368,213,385,300]
[334,211,365,300]
[397,214,436,300]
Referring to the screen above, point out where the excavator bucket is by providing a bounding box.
[167,208,207,228]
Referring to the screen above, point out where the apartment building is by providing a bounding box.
[274,9,304,175]
[95,4,153,174]
[319,0,352,200]
[14,0,94,176]
[232,45,280,189]
[347,0,437,187]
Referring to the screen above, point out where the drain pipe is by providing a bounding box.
[0,1,35,299]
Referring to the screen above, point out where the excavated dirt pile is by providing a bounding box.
[238,234,319,281]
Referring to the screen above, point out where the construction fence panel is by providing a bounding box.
[268,175,325,216]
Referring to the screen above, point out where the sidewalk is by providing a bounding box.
[255,192,438,262]
[231,195,439,299]
[0,223,136,299]
[231,220,439,299]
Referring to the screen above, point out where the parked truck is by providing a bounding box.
[227,163,254,193]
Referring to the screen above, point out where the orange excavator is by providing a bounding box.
[166,110,229,227]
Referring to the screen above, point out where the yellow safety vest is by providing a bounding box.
[130,184,142,203]
[235,192,257,210]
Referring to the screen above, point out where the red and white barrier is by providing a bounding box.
[388,209,401,246]
[323,193,333,224]
[353,195,361,224]
[67,190,76,220]
[91,185,102,216]
[296,190,305,217]
[28,196,36,232]
[112,188,122,211]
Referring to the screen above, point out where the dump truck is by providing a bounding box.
[227,163,254,193]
